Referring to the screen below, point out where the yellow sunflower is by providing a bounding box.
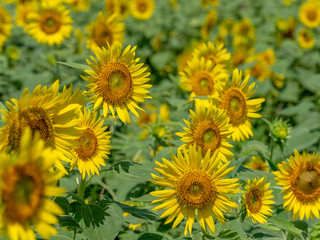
[180,57,228,106]
[242,177,275,223]
[0,5,12,53]
[245,56,272,82]
[232,18,256,42]
[71,108,112,179]
[64,0,90,12]
[192,41,231,69]
[150,144,240,235]
[16,1,38,29]
[274,150,320,221]
[201,0,219,7]
[245,156,268,172]
[299,2,320,29]
[176,104,233,164]
[131,0,155,20]
[105,0,131,19]
[211,69,265,142]
[0,81,85,173]
[86,12,124,50]
[297,28,315,49]
[82,42,151,124]
[0,128,65,240]
[26,2,72,45]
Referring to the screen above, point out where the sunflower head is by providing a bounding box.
[176,104,233,164]
[242,177,274,223]
[298,28,315,49]
[150,144,240,235]
[26,1,73,45]
[82,42,151,124]
[86,12,124,50]
[274,149,320,221]
[245,156,268,172]
[71,108,112,179]
[131,0,155,20]
[299,2,320,29]
[0,128,65,240]
[0,5,12,52]
[270,118,291,143]
[211,69,265,142]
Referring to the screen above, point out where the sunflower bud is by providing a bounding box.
[271,119,291,142]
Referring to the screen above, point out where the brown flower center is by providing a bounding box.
[137,1,148,12]
[97,62,133,104]
[193,120,221,152]
[93,25,113,47]
[40,12,62,34]
[296,170,320,195]
[175,169,216,208]
[191,72,214,96]
[2,163,44,223]
[307,8,317,21]
[75,128,98,161]
[246,188,262,213]
[220,88,247,126]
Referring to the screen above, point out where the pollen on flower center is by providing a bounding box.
[307,9,317,21]
[246,188,262,213]
[97,62,133,104]
[75,128,98,161]
[175,169,216,208]
[296,170,320,195]
[221,89,247,125]
[191,73,214,96]
[193,120,221,152]
[2,163,44,223]
[40,13,62,34]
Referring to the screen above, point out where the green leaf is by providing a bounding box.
[217,229,240,239]
[299,74,320,93]
[137,233,163,240]
[57,216,80,228]
[89,204,108,227]
[268,216,302,237]
[81,204,93,228]
[84,203,123,240]
[54,197,70,214]
[56,61,90,70]
[240,140,269,159]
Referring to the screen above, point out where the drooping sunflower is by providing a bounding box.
[299,1,320,29]
[297,28,315,49]
[176,104,233,164]
[82,42,152,124]
[0,81,85,173]
[211,69,265,142]
[71,108,112,179]
[180,57,228,106]
[86,12,124,50]
[0,129,65,240]
[26,1,73,45]
[0,5,12,53]
[274,150,320,221]
[192,41,231,69]
[242,177,275,223]
[131,0,155,20]
[150,144,240,235]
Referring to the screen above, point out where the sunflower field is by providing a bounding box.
[0,0,320,239]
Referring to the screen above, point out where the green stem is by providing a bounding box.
[77,177,88,199]
[269,138,274,163]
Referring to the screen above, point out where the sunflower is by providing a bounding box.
[245,156,268,172]
[211,69,265,142]
[242,177,274,223]
[0,5,12,53]
[297,28,315,49]
[180,57,228,106]
[0,81,85,173]
[71,108,112,179]
[299,2,320,29]
[176,104,233,164]
[274,150,320,221]
[26,1,72,45]
[193,41,231,69]
[232,18,255,42]
[150,144,240,235]
[82,42,151,124]
[64,0,90,12]
[131,0,155,20]
[201,0,219,7]
[105,0,131,19]
[16,1,38,29]
[0,128,65,240]
[86,12,124,50]
[245,56,272,82]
